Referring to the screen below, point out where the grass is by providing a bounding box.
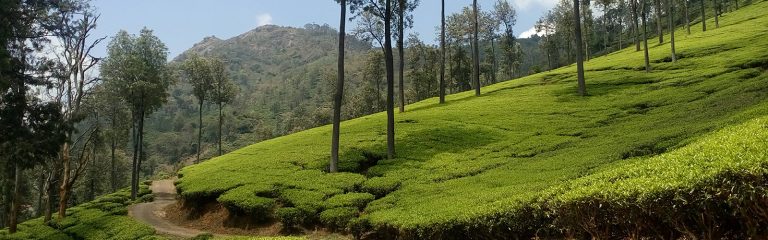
[0,184,162,240]
[172,1,768,238]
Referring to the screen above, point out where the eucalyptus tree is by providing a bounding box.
[701,0,706,31]
[209,58,236,157]
[494,0,519,78]
[439,0,446,104]
[394,0,420,113]
[180,54,213,164]
[631,0,641,51]
[641,0,652,72]
[101,28,172,200]
[472,0,481,96]
[596,0,614,52]
[331,0,347,172]
[574,0,587,96]
[349,0,396,159]
[669,0,677,62]
[656,0,664,43]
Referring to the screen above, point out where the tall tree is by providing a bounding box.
[656,0,664,43]
[574,0,587,96]
[701,0,706,31]
[395,0,419,112]
[0,0,69,232]
[494,0,519,78]
[180,54,213,164]
[684,0,691,34]
[597,0,614,53]
[45,0,106,220]
[101,28,172,200]
[669,0,677,62]
[472,0,481,96]
[209,58,236,157]
[632,0,641,51]
[713,0,720,28]
[384,0,396,159]
[349,0,396,158]
[439,0,446,104]
[331,0,346,173]
[642,0,652,72]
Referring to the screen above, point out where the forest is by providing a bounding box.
[1,0,767,239]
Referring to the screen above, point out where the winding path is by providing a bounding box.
[128,179,207,238]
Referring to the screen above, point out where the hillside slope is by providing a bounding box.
[177,2,768,238]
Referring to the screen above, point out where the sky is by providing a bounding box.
[89,0,558,60]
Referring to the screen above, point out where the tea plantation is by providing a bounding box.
[175,1,768,239]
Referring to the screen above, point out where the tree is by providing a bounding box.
[597,0,614,52]
[331,0,347,173]
[632,0,641,51]
[209,58,236,157]
[574,0,587,96]
[180,54,213,164]
[44,0,106,220]
[642,0,652,72]
[349,0,396,159]
[713,0,720,28]
[101,28,172,200]
[394,0,419,113]
[669,0,677,62]
[684,0,691,34]
[656,0,664,44]
[384,0,395,159]
[439,0,446,104]
[0,0,70,232]
[701,0,706,31]
[494,0,519,78]
[472,0,481,96]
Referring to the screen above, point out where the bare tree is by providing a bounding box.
[439,0,446,104]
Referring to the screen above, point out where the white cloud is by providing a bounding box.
[518,26,540,38]
[256,13,273,27]
[507,0,559,10]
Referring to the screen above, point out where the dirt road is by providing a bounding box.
[128,179,207,238]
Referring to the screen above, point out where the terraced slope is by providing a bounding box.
[177,2,768,239]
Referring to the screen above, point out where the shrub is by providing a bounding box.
[324,192,375,210]
[279,189,326,214]
[276,207,307,227]
[360,177,399,197]
[218,191,276,218]
[319,207,359,230]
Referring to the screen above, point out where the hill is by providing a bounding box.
[142,24,546,171]
[174,1,768,239]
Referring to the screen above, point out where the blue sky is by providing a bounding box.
[90,0,558,59]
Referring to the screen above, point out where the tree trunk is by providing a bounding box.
[44,160,59,223]
[137,109,145,191]
[58,143,70,219]
[9,165,21,233]
[398,2,406,113]
[604,5,609,53]
[633,0,641,51]
[575,0,587,96]
[218,102,222,157]
[685,0,691,34]
[669,0,677,62]
[643,0,652,72]
[130,112,138,200]
[713,0,719,28]
[37,171,45,217]
[197,99,203,163]
[656,0,664,43]
[331,0,346,173]
[491,38,497,83]
[439,0,446,104]
[472,0,481,96]
[583,4,592,60]
[385,0,396,159]
[111,128,116,192]
[701,0,707,31]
